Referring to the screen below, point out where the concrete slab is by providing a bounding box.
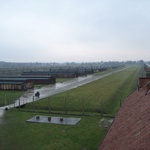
[26,115,81,126]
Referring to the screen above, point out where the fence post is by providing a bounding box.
[33,96,35,112]
[4,94,6,106]
[64,96,68,115]
[119,94,122,107]
[120,98,122,107]
[100,100,103,117]
[82,98,85,115]
[48,97,51,113]
[19,98,20,110]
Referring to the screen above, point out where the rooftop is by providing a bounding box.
[99,86,150,150]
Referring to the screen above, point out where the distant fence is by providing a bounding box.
[0,93,23,107]
[16,95,118,117]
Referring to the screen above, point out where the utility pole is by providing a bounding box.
[100,100,103,117]
[48,97,51,113]
[82,97,85,115]
[5,94,6,106]
[33,96,35,112]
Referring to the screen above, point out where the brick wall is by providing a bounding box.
[139,77,150,87]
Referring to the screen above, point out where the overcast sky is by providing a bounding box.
[0,0,150,62]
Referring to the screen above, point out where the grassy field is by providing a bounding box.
[0,91,23,107]
[0,65,140,150]
[0,111,105,150]
[23,65,140,116]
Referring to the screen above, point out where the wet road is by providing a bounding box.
[0,66,130,120]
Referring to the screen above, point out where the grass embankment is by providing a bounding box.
[56,78,74,83]
[0,91,23,107]
[0,65,140,150]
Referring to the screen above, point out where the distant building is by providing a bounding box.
[0,76,56,90]
[0,79,33,90]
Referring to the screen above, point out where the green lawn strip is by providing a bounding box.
[94,65,127,76]
[56,78,74,83]
[23,65,140,115]
[104,66,140,115]
[0,91,23,107]
[0,110,105,150]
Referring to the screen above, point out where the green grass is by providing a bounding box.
[94,65,126,76]
[24,65,140,116]
[0,65,141,150]
[56,78,74,83]
[0,91,23,107]
[0,110,105,150]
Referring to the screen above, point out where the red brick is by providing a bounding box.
[99,85,150,150]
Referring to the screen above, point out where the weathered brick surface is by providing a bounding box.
[139,77,150,87]
[99,86,150,150]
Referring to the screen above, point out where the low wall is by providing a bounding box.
[139,77,150,87]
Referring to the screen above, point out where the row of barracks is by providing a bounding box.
[0,76,55,90]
